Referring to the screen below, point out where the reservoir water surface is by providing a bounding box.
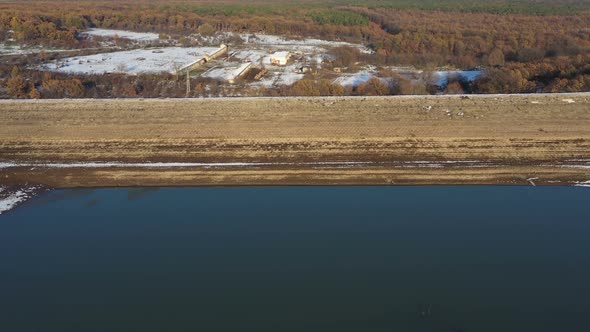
[1,186,589,331]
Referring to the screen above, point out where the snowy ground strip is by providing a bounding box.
[1,44,67,56]
[574,181,590,188]
[560,160,590,169]
[0,162,276,169]
[556,165,590,169]
[230,33,371,54]
[334,71,378,88]
[0,161,376,169]
[84,28,161,42]
[0,160,507,170]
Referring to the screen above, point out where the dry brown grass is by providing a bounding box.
[1,94,590,186]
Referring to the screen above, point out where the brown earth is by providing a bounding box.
[1,94,590,187]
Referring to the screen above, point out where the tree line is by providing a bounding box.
[1,0,590,97]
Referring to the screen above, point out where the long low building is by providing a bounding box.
[270,51,290,66]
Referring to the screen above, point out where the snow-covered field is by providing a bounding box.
[237,34,372,54]
[84,28,160,42]
[40,47,220,75]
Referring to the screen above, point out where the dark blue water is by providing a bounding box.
[1,187,589,332]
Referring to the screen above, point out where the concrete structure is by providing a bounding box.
[270,51,290,66]
[203,44,228,63]
[177,44,228,73]
[228,62,253,84]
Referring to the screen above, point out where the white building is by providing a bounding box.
[270,51,290,66]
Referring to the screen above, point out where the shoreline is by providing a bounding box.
[2,176,588,216]
[3,164,590,188]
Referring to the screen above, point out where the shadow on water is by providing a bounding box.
[23,187,161,210]
[126,187,160,202]
[25,188,98,207]
[84,198,100,208]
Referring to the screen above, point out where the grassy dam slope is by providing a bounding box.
[1,94,590,187]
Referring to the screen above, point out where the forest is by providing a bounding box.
[1,0,589,98]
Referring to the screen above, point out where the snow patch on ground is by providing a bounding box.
[274,66,305,86]
[0,161,379,169]
[0,190,27,215]
[84,28,160,42]
[334,72,376,88]
[0,160,500,170]
[559,165,590,169]
[0,185,46,215]
[0,162,276,169]
[574,180,590,187]
[249,65,305,87]
[40,47,219,75]
[0,162,14,169]
[232,49,271,64]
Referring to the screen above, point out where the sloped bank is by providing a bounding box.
[1,93,590,192]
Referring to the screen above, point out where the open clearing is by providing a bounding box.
[9,28,483,92]
[1,93,590,187]
[36,30,374,87]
